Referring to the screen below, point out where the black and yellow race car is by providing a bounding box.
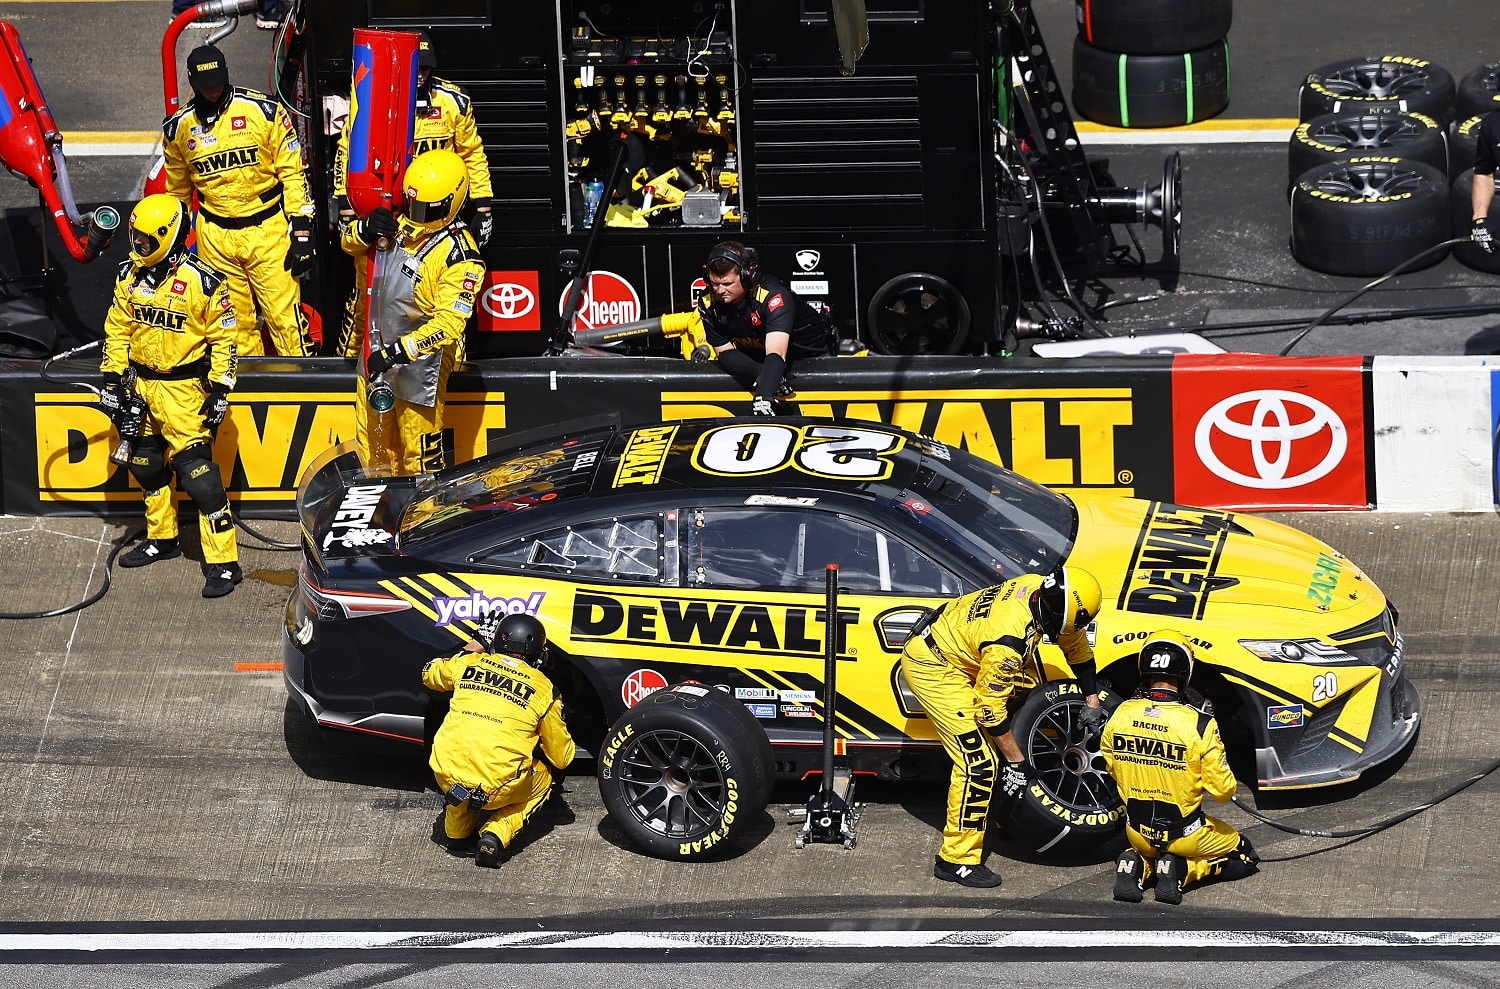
[283,415,1420,859]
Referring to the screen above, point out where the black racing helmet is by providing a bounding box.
[493,613,547,666]
[1138,630,1195,686]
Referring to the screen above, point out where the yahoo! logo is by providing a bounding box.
[1194,390,1347,489]
[433,590,545,627]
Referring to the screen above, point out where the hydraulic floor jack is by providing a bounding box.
[789,565,861,850]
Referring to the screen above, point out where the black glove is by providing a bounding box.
[366,340,411,378]
[751,396,775,416]
[98,371,124,419]
[199,383,230,430]
[285,216,315,275]
[1474,217,1495,254]
[999,760,1036,801]
[1079,703,1107,736]
[357,206,398,246]
[470,198,493,247]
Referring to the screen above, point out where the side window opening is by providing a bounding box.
[477,515,669,583]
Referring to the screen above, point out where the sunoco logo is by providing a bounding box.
[482,282,535,320]
[559,270,640,330]
[1194,390,1347,490]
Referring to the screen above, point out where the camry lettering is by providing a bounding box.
[571,591,857,656]
[1123,505,1232,619]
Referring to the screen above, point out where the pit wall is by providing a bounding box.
[4,352,1496,517]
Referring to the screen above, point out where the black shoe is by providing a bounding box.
[474,832,504,868]
[1154,852,1184,905]
[933,856,1002,888]
[120,538,181,568]
[441,833,477,858]
[201,561,243,598]
[1113,848,1147,903]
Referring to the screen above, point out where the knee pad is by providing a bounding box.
[127,436,172,493]
[174,442,229,518]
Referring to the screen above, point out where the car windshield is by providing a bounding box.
[898,450,1076,579]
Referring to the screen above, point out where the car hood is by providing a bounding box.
[1067,495,1379,623]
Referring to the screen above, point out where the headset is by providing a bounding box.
[705,241,759,285]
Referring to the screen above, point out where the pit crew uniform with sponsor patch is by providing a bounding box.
[899,573,1094,865]
[100,254,240,568]
[163,88,314,358]
[341,217,484,473]
[695,272,833,367]
[331,76,493,358]
[1102,690,1252,890]
[422,648,574,851]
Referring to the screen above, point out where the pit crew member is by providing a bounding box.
[1102,630,1259,905]
[1471,112,1500,253]
[423,613,575,868]
[342,147,485,473]
[162,44,314,358]
[99,194,243,599]
[899,566,1104,888]
[696,240,834,414]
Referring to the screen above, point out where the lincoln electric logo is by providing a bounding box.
[1194,390,1347,490]
[432,590,545,627]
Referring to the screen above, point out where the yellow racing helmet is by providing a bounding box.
[128,194,189,267]
[1138,629,1195,685]
[402,148,468,232]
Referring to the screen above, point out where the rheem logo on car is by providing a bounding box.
[621,668,668,708]
[558,270,640,330]
[1171,355,1368,510]
[477,271,540,332]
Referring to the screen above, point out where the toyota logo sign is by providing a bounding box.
[477,270,541,332]
[481,282,535,320]
[1194,390,1347,489]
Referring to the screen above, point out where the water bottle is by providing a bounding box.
[581,180,604,227]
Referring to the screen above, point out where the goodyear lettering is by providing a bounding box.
[1307,551,1342,606]
[1037,789,1124,827]
[191,147,261,176]
[1124,506,1232,619]
[1110,734,1188,763]
[571,590,854,656]
[129,304,188,332]
[614,424,678,487]
[678,777,738,855]
[458,663,536,705]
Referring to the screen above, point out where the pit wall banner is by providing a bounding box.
[2,352,1490,517]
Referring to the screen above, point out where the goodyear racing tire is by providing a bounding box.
[1289,157,1450,276]
[993,680,1125,856]
[1071,36,1230,129]
[1074,0,1231,56]
[1450,171,1500,274]
[865,272,971,355]
[1287,111,1448,196]
[1298,55,1456,126]
[1452,115,1484,178]
[1457,62,1500,121]
[597,682,774,860]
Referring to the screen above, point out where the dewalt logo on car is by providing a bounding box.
[570,588,858,659]
[1120,503,1233,619]
[613,424,678,487]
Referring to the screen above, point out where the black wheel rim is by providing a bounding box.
[866,275,970,355]
[1309,115,1430,151]
[615,728,730,839]
[1023,699,1119,812]
[1319,62,1434,99]
[1314,160,1430,199]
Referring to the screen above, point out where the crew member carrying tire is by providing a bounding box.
[422,613,575,869]
[1470,112,1500,254]
[899,566,1104,888]
[1101,630,1259,905]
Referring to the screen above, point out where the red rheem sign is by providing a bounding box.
[1171,354,1369,510]
[621,668,668,708]
[558,270,641,331]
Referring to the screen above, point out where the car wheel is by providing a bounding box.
[1456,61,1500,121]
[1287,111,1448,196]
[1298,55,1456,127]
[993,680,1125,855]
[1071,36,1231,129]
[1450,170,1500,274]
[1290,157,1450,276]
[597,682,774,860]
[865,273,971,355]
[1075,0,1231,55]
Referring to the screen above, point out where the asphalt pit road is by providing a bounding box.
[249,567,297,587]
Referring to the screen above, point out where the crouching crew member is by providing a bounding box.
[423,613,575,868]
[100,194,243,598]
[1102,630,1259,905]
[899,566,1105,888]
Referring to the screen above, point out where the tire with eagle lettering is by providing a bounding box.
[1298,55,1456,127]
[993,680,1125,855]
[597,682,774,860]
[1290,157,1450,276]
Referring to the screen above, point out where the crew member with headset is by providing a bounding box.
[99,194,243,599]
[342,147,485,474]
[898,566,1106,888]
[333,32,493,359]
[696,240,834,415]
[423,612,575,868]
[1102,630,1259,905]
[162,45,314,359]
[1471,111,1500,253]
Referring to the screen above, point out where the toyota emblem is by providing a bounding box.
[481,282,536,320]
[1194,390,1347,489]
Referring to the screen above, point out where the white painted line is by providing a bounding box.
[64,142,159,157]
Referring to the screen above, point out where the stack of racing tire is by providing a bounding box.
[1070,0,1231,128]
[1289,55,1457,276]
[1450,61,1500,274]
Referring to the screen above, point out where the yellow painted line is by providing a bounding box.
[1076,117,1300,145]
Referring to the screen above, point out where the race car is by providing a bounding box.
[283,415,1420,859]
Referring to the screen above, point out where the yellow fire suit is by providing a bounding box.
[1102,691,1249,888]
[899,574,1094,865]
[423,649,575,850]
[342,217,483,473]
[101,254,239,566]
[332,76,493,357]
[163,87,314,358]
